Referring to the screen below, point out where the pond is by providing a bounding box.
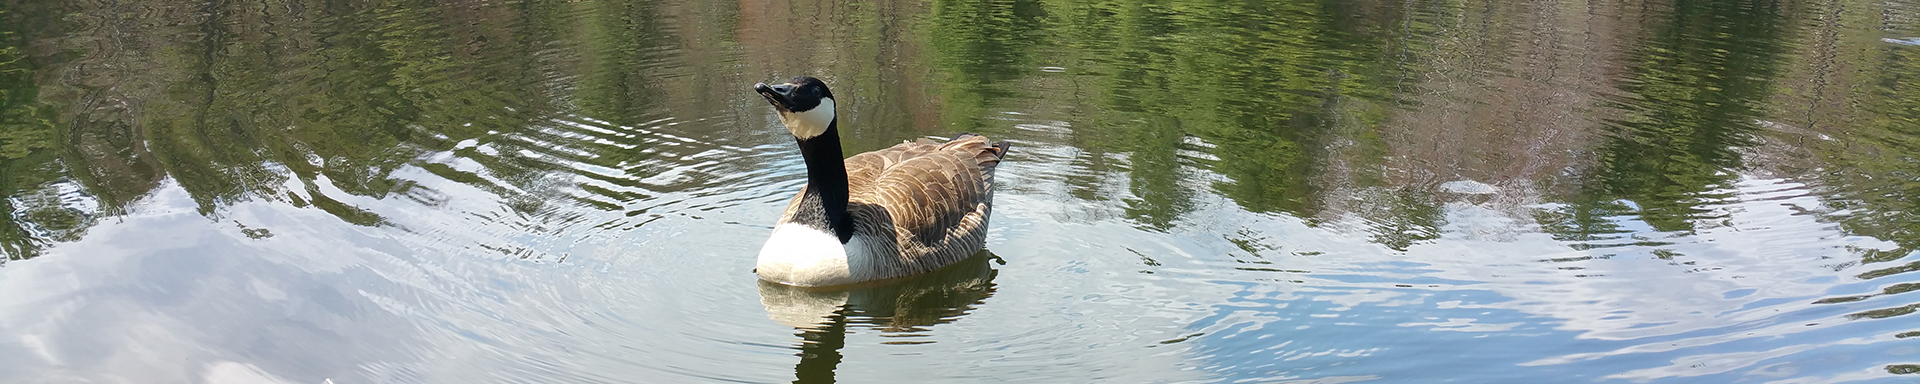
[4,0,1920,382]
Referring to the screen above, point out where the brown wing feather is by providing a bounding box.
[847,135,1008,274]
[845,138,942,191]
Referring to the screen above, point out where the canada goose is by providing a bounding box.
[752,76,1011,287]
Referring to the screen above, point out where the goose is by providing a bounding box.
[751,76,1011,287]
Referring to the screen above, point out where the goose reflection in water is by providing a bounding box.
[758,251,1001,383]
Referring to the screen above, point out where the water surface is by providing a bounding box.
[4,0,1920,382]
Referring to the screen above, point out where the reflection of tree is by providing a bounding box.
[0,0,665,253]
[1557,0,1787,238]
[1785,1,1920,272]
[2,3,102,261]
[559,0,688,193]
[1532,198,1633,249]
[1,4,86,261]
[0,6,50,161]
[1364,189,1443,252]
[991,0,1391,229]
[928,0,1046,132]
[10,0,1911,269]
[572,0,673,128]
[1828,48,1920,265]
[1052,2,1194,230]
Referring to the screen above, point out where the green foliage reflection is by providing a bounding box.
[1,5,79,260]
[1560,0,1787,238]
[0,0,667,258]
[974,0,1397,229]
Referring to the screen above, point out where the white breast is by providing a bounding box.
[756,223,875,287]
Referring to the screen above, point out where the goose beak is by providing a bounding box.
[754,82,794,111]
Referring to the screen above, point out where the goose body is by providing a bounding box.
[752,76,1010,287]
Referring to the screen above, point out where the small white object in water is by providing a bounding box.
[1883,37,1920,46]
[1440,180,1499,195]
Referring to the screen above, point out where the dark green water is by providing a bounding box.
[4,0,1920,382]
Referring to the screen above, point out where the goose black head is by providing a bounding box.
[754,76,837,140]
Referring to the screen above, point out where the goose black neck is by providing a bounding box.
[797,121,854,243]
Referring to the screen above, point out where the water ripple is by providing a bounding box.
[6,0,1920,383]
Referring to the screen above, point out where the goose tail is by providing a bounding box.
[948,133,1011,172]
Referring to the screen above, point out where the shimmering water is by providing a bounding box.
[4,0,1920,382]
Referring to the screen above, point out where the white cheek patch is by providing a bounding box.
[779,98,835,139]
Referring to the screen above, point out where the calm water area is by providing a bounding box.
[5,0,1920,382]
